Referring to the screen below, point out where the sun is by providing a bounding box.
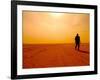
[50,13,63,17]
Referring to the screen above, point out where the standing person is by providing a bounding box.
[75,33,80,50]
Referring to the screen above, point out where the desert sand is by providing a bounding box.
[23,43,89,68]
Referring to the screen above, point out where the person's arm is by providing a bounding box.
[79,37,81,44]
[75,37,76,43]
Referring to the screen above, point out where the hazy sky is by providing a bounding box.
[22,11,90,44]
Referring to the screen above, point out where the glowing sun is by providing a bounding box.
[50,13,63,17]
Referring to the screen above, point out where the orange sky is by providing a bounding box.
[22,11,90,44]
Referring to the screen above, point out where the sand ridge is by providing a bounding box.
[23,44,89,68]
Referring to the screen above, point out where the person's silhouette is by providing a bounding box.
[75,33,80,50]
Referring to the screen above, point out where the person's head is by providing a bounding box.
[77,33,79,36]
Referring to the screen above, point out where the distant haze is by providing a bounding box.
[23,11,90,44]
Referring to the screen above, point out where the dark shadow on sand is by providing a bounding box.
[79,50,89,54]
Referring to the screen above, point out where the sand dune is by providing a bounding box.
[23,43,89,68]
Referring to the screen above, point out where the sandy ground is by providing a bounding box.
[23,43,89,68]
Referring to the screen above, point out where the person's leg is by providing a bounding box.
[78,43,80,50]
[75,43,77,50]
